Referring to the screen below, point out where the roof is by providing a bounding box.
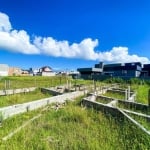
[77,67,102,73]
[40,66,52,70]
[104,63,125,68]
[39,66,53,72]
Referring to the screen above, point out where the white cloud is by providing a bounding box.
[0,12,39,54]
[0,30,39,54]
[97,47,150,64]
[34,37,98,59]
[0,12,12,32]
[0,12,150,64]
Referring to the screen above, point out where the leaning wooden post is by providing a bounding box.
[125,89,128,101]
[93,80,96,92]
[75,80,77,91]
[69,80,71,91]
[8,80,10,89]
[148,89,150,106]
[128,86,130,100]
[66,79,68,89]
[4,80,7,90]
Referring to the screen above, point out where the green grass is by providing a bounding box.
[117,102,150,115]
[0,98,150,150]
[0,76,68,89]
[0,79,150,149]
[127,113,150,131]
[102,84,150,104]
[131,84,149,104]
[0,89,52,107]
[96,97,112,104]
[103,91,125,100]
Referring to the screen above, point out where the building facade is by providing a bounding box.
[0,64,9,76]
[8,67,22,76]
[77,62,149,80]
[37,66,55,76]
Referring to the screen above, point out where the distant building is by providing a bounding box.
[77,62,144,80]
[103,62,142,78]
[9,67,22,76]
[77,67,102,79]
[141,64,150,77]
[68,71,80,79]
[21,69,30,76]
[0,64,9,76]
[37,66,55,76]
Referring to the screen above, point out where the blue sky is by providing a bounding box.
[0,0,150,70]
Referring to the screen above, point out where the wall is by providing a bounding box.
[0,91,84,120]
[0,87,37,96]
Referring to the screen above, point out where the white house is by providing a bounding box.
[0,64,9,76]
[38,66,56,76]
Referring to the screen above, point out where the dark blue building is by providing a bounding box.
[102,62,142,78]
[141,64,150,77]
[77,62,144,80]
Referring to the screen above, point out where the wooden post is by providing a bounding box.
[8,80,10,89]
[69,80,71,91]
[75,80,76,91]
[148,89,150,106]
[66,79,68,89]
[4,80,7,89]
[84,85,86,96]
[93,80,96,92]
[128,86,130,100]
[125,89,128,101]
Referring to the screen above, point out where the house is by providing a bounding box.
[8,67,22,76]
[103,62,142,78]
[21,69,30,76]
[77,62,143,80]
[37,66,55,76]
[141,64,150,77]
[0,64,9,76]
[77,65,103,80]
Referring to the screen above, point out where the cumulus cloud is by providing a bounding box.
[0,30,39,54]
[97,47,150,64]
[0,12,12,32]
[0,12,150,64]
[0,12,39,54]
[34,37,98,59]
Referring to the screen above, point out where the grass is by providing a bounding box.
[0,97,150,150]
[131,84,149,104]
[0,88,52,107]
[117,102,150,115]
[103,91,125,100]
[0,78,150,149]
[102,84,150,104]
[127,113,150,131]
[0,76,68,90]
[96,97,112,104]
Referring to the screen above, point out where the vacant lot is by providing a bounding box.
[0,98,150,150]
[0,88,52,107]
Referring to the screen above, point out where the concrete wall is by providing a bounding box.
[81,98,124,119]
[118,100,149,111]
[41,87,65,96]
[82,98,150,136]
[0,91,84,121]
[0,87,37,96]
